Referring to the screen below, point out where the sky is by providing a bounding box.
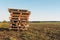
[0,0,60,21]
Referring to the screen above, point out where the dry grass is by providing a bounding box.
[0,22,60,40]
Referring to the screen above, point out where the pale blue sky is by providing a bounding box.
[0,0,60,21]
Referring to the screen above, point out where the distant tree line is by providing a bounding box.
[29,21,60,23]
[0,20,9,23]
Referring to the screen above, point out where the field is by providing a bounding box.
[0,22,60,40]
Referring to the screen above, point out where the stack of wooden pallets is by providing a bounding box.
[8,9,31,30]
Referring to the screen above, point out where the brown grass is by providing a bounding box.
[0,22,60,40]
